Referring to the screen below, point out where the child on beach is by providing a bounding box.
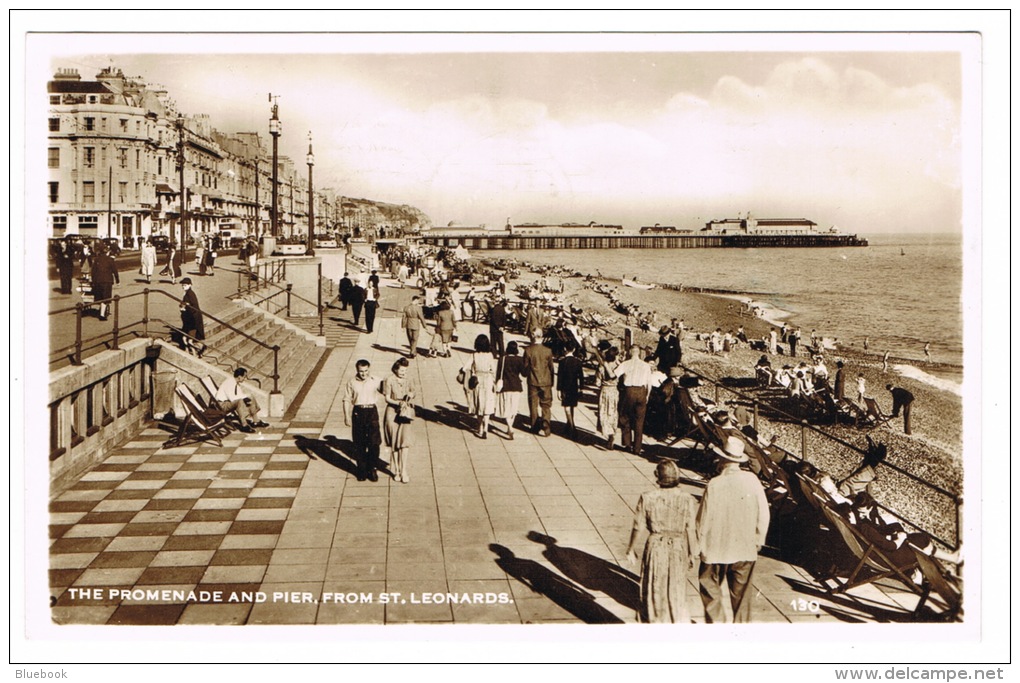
[856,373,867,403]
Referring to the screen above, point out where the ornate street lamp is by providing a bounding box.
[306,131,315,256]
[269,94,281,237]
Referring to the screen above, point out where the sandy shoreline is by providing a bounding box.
[482,259,964,544]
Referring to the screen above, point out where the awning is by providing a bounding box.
[154,183,177,195]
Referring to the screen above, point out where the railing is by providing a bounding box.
[679,363,963,550]
[239,265,327,337]
[235,258,287,296]
[49,289,281,394]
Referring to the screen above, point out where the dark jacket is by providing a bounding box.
[90,253,120,286]
[499,355,526,393]
[181,288,205,340]
[523,341,555,387]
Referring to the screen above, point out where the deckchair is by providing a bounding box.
[863,397,891,426]
[740,435,793,509]
[164,384,231,448]
[200,375,245,428]
[199,375,219,406]
[818,499,923,596]
[669,387,722,450]
[910,544,963,621]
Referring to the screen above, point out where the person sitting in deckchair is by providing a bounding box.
[842,492,960,580]
[214,368,269,433]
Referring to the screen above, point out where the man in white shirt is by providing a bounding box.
[215,367,268,433]
[342,359,384,481]
[613,345,662,456]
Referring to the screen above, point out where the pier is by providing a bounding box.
[420,233,868,250]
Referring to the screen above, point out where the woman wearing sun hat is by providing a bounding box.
[626,459,699,623]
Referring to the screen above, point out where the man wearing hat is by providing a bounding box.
[178,277,205,356]
[653,325,681,374]
[696,436,771,623]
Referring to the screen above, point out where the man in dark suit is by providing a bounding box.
[90,242,120,320]
[350,278,366,327]
[523,331,555,436]
[652,325,682,374]
[338,272,353,310]
[488,296,508,357]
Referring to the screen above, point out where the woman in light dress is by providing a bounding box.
[464,334,497,438]
[594,345,621,450]
[626,460,699,623]
[139,239,157,283]
[382,357,416,483]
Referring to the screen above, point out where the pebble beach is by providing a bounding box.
[500,264,965,546]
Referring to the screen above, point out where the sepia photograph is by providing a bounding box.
[13,10,1010,671]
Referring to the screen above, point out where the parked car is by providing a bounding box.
[99,237,122,256]
[147,235,172,253]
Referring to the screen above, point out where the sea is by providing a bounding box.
[490,232,965,371]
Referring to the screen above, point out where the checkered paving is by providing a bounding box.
[49,422,323,625]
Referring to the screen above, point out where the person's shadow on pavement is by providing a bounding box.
[489,543,624,624]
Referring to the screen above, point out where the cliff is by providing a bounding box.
[341,198,432,234]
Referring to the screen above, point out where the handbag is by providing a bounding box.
[468,375,479,390]
[457,368,467,385]
[397,400,415,423]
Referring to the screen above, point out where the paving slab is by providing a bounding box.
[48,282,931,626]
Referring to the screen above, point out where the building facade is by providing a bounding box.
[47,66,328,248]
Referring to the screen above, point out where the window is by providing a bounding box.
[79,215,98,229]
[118,182,127,203]
[157,157,163,175]
[87,95,98,104]
[120,118,128,132]
[118,148,128,169]
[135,183,140,203]
[83,147,95,168]
[48,147,60,168]
[52,215,67,231]
[83,117,95,131]
[82,182,95,203]
[49,118,60,132]
[135,149,141,169]
[101,117,107,131]
[48,182,59,203]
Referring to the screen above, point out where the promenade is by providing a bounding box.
[48,268,932,626]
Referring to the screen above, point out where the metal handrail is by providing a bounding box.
[237,266,327,337]
[679,362,962,548]
[49,288,281,394]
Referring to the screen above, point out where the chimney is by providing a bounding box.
[53,68,81,81]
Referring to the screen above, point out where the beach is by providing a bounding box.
[499,263,964,545]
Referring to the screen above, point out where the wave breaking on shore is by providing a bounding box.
[893,364,963,397]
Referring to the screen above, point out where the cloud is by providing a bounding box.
[297,56,961,231]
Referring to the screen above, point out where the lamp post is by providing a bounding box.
[306,132,315,256]
[269,94,281,237]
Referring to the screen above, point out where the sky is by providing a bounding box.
[36,33,972,234]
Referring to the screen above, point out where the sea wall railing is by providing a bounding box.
[49,289,280,395]
[679,364,962,550]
